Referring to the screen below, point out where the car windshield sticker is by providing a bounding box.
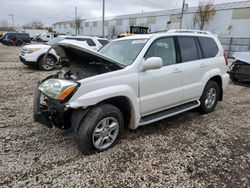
[131,39,147,44]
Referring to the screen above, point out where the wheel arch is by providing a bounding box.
[100,96,132,129]
[207,75,223,101]
[37,53,57,64]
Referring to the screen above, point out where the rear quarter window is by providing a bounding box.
[198,37,219,58]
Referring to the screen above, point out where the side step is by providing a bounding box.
[139,100,200,126]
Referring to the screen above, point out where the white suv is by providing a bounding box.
[34,30,229,154]
[20,36,109,70]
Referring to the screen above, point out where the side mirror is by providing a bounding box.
[141,57,162,71]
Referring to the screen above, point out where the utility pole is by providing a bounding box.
[102,0,105,38]
[180,0,185,29]
[75,6,77,35]
[9,14,14,31]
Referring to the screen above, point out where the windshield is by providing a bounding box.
[46,37,65,46]
[1,34,7,40]
[98,39,148,65]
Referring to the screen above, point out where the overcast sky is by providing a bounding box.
[0,0,248,26]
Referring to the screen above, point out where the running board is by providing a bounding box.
[139,100,200,126]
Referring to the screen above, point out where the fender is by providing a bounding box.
[201,68,222,91]
[67,85,141,129]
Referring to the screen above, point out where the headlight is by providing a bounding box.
[27,48,40,53]
[38,79,78,100]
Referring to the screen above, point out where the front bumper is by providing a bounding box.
[19,55,37,65]
[33,85,68,129]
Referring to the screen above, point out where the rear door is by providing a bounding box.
[139,37,183,116]
[197,36,220,72]
[177,36,207,102]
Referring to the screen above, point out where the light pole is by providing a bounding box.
[9,14,15,31]
[75,6,77,35]
[180,0,185,29]
[102,0,105,38]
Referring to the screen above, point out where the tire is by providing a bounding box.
[199,81,219,114]
[75,103,124,154]
[38,55,56,71]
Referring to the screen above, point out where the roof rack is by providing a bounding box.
[167,29,212,35]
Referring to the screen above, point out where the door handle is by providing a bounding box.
[200,63,206,68]
[173,68,181,73]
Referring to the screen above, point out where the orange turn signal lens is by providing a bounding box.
[57,84,77,100]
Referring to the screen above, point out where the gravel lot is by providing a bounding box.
[0,43,249,187]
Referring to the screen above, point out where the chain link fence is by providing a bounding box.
[219,37,250,58]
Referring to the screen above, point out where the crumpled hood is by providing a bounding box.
[233,52,250,64]
[53,42,125,69]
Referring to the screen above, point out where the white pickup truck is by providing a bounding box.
[34,30,229,154]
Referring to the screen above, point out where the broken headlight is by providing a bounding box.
[38,79,78,100]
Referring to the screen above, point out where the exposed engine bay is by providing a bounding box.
[51,43,124,81]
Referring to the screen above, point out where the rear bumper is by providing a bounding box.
[222,73,230,90]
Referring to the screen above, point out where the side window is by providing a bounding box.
[145,37,176,66]
[178,37,198,62]
[198,37,219,58]
[76,38,96,46]
[86,39,96,46]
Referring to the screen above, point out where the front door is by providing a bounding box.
[139,37,182,116]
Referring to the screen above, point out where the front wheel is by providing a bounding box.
[75,104,124,154]
[199,81,219,114]
[38,56,56,71]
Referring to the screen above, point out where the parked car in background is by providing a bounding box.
[36,32,66,42]
[0,32,30,46]
[33,30,229,154]
[19,36,109,70]
[22,29,47,41]
[228,51,250,82]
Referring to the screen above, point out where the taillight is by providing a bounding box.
[224,51,228,66]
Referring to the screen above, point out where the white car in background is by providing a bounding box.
[19,36,109,70]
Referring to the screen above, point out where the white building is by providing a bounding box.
[53,19,85,35]
[53,1,250,38]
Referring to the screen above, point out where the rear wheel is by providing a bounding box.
[38,55,56,71]
[75,104,124,154]
[199,81,219,114]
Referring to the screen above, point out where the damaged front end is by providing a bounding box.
[228,52,250,82]
[33,74,80,129]
[33,42,123,129]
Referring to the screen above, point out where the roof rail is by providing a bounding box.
[167,29,212,35]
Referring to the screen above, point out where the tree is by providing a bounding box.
[0,19,9,27]
[193,1,216,30]
[22,21,44,29]
[0,19,12,31]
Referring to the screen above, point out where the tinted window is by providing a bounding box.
[98,39,109,46]
[178,37,198,62]
[145,37,176,66]
[6,33,14,40]
[15,33,30,41]
[198,37,219,58]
